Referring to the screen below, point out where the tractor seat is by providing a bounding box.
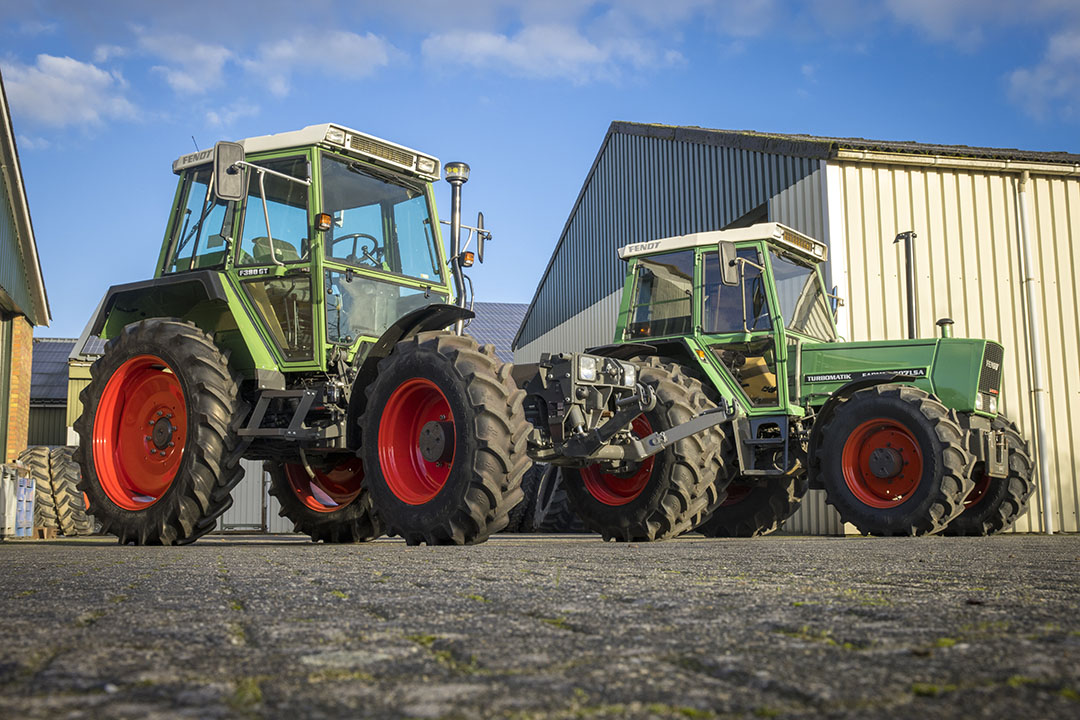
[251,237,300,264]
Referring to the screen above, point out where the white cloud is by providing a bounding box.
[136,32,232,94]
[205,101,260,127]
[93,44,129,63]
[0,54,137,128]
[1008,29,1080,118]
[422,22,682,83]
[17,20,57,36]
[15,135,50,150]
[244,30,396,97]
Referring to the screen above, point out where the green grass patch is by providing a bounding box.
[228,677,262,709]
[934,637,958,648]
[329,590,347,599]
[911,682,957,697]
[540,616,571,631]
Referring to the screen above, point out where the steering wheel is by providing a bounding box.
[334,232,383,267]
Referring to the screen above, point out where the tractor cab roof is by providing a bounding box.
[171,123,441,181]
[617,221,827,264]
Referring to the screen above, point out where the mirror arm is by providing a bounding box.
[255,169,285,268]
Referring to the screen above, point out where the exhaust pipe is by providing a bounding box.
[444,162,470,335]
[894,230,917,339]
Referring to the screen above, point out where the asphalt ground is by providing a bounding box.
[0,533,1077,720]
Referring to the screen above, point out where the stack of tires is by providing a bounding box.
[18,446,94,536]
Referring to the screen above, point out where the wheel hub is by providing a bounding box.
[151,416,175,450]
[418,420,455,463]
[867,446,903,479]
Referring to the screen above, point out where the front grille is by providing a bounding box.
[979,342,1004,394]
[349,135,414,169]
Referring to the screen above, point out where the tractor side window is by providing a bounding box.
[702,248,770,334]
[321,153,442,283]
[768,250,837,342]
[624,251,694,339]
[242,276,314,361]
[236,156,310,266]
[325,270,447,344]
[166,169,232,273]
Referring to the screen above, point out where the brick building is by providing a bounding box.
[0,69,52,461]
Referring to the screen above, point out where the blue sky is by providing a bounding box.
[2,0,1078,338]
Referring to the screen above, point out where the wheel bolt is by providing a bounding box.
[145,436,152,441]
[168,442,175,447]
[440,415,446,421]
[157,410,163,416]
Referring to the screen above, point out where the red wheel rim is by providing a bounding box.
[92,354,188,510]
[378,378,454,505]
[582,416,655,506]
[284,458,364,512]
[841,418,923,509]
[720,483,752,507]
[964,471,991,508]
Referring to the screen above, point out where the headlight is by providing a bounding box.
[578,356,597,382]
[974,394,984,411]
[622,362,637,387]
[988,395,998,414]
[416,156,437,175]
[325,127,346,145]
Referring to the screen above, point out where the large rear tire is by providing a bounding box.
[562,359,730,542]
[361,332,529,545]
[73,319,245,545]
[267,458,383,542]
[50,447,94,536]
[20,446,56,530]
[816,384,973,536]
[696,473,808,538]
[944,416,1034,536]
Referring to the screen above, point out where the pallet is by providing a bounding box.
[33,526,58,540]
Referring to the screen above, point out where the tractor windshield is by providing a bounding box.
[321,153,442,283]
[624,251,695,339]
[768,250,836,341]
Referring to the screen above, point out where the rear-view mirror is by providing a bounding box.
[719,241,739,287]
[477,212,486,264]
[213,141,246,201]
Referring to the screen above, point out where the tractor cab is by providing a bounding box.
[156,124,455,375]
[616,222,836,416]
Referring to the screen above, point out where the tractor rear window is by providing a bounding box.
[769,250,836,341]
[321,153,442,283]
[624,251,694,339]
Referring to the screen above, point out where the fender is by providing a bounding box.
[89,271,227,336]
[346,303,474,447]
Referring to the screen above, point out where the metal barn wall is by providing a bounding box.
[515,130,824,361]
[828,159,1079,533]
[27,406,65,446]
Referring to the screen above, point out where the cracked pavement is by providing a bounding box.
[0,534,1078,719]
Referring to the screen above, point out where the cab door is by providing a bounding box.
[698,245,787,410]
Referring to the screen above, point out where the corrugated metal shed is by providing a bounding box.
[826,160,1079,533]
[513,120,1080,535]
[513,124,826,361]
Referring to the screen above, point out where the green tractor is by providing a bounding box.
[547,222,1033,537]
[74,124,537,545]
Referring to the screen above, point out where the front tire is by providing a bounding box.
[817,384,973,536]
[361,332,529,545]
[50,447,94,536]
[562,359,730,542]
[73,319,245,545]
[267,458,382,542]
[944,417,1034,536]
